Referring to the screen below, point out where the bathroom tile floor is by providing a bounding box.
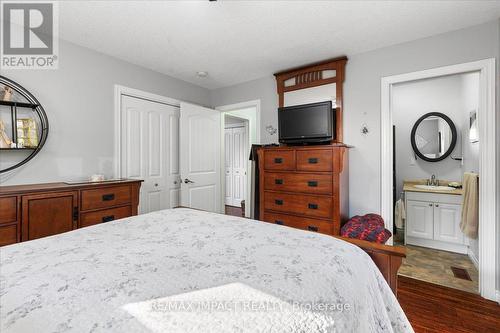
[395,242,479,294]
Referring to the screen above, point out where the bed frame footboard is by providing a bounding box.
[335,237,406,296]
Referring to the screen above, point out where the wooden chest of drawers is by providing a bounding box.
[258,145,349,236]
[0,180,142,246]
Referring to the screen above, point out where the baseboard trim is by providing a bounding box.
[467,248,479,270]
[496,290,500,304]
[406,236,468,254]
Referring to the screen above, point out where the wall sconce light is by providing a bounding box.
[360,123,369,135]
[266,125,277,136]
[469,110,479,143]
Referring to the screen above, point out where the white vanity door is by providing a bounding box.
[433,203,463,244]
[406,200,434,240]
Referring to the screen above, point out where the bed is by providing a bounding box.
[0,208,413,332]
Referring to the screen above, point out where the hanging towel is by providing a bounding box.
[460,172,479,239]
[394,199,406,229]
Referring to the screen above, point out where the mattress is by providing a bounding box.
[0,208,413,332]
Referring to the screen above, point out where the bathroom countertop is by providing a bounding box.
[403,180,463,196]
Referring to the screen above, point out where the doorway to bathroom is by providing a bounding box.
[392,73,479,293]
[381,59,497,301]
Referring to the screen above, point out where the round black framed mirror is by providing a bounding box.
[410,112,457,162]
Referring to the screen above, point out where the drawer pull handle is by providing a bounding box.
[102,194,115,201]
[308,158,318,164]
[274,158,283,164]
[275,199,283,205]
[307,225,319,232]
[275,179,283,185]
[308,203,318,209]
[307,181,318,187]
[102,215,115,222]
[275,220,284,225]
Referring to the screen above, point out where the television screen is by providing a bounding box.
[278,101,334,144]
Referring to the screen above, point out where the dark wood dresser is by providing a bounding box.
[0,179,142,246]
[258,144,349,236]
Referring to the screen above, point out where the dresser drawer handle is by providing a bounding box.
[102,215,115,222]
[308,158,318,164]
[308,203,318,209]
[275,179,283,185]
[307,225,319,232]
[275,199,283,205]
[274,158,283,164]
[307,181,318,187]
[275,220,284,225]
[102,194,115,201]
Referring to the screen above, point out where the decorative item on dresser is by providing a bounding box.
[0,179,142,246]
[258,144,349,236]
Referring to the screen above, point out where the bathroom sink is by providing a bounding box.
[413,184,455,191]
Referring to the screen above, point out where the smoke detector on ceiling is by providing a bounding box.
[196,71,208,78]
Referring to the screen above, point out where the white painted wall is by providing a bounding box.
[211,78,277,144]
[209,19,500,292]
[1,40,210,185]
[393,74,467,197]
[462,72,481,175]
[460,72,480,263]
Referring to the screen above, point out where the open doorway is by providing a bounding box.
[392,72,480,294]
[217,100,260,219]
[224,115,249,217]
[380,59,497,301]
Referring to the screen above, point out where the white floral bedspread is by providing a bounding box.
[0,208,413,333]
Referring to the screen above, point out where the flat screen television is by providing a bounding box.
[278,101,334,144]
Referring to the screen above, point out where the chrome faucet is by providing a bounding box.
[427,174,438,186]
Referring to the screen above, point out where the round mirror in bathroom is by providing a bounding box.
[410,112,457,162]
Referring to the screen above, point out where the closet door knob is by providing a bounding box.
[429,203,433,207]
[435,204,439,207]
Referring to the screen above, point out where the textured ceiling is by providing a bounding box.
[58,1,500,89]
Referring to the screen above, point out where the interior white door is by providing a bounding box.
[224,128,233,205]
[406,200,434,240]
[180,102,222,213]
[433,203,464,244]
[120,95,180,214]
[231,126,247,207]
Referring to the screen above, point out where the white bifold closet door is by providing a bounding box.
[224,126,247,207]
[120,95,180,214]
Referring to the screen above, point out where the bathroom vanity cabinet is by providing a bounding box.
[405,191,466,254]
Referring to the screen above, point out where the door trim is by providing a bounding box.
[114,85,181,179]
[380,59,497,301]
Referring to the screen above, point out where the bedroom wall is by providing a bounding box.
[1,40,210,185]
[210,20,499,214]
[209,19,500,293]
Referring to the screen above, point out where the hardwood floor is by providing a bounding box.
[398,276,500,333]
[225,205,244,217]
